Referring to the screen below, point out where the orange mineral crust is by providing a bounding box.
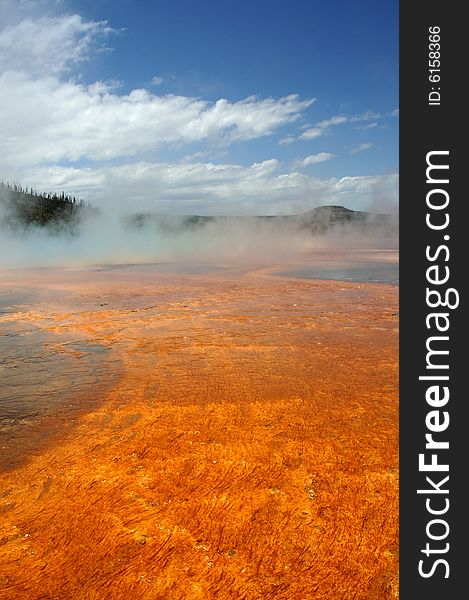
[0,266,398,599]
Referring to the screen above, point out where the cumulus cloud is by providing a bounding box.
[315,115,348,128]
[350,143,373,155]
[0,73,313,166]
[278,135,296,145]
[294,153,334,168]
[357,122,379,131]
[151,76,164,85]
[18,160,398,216]
[286,110,392,144]
[349,111,381,122]
[291,114,348,142]
[0,0,56,23]
[0,14,115,76]
[299,127,323,140]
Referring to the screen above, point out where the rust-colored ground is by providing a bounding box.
[0,263,398,599]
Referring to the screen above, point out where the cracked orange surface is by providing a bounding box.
[0,262,398,599]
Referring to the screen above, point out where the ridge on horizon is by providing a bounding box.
[1,179,396,233]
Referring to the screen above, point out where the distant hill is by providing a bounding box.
[295,205,394,233]
[0,181,93,230]
[127,205,397,236]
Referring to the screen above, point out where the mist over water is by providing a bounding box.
[0,188,398,269]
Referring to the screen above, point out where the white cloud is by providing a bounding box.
[357,122,378,131]
[350,143,373,155]
[295,153,334,168]
[18,160,398,215]
[350,111,381,122]
[0,14,114,76]
[151,76,164,85]
[290,114,349,143]
[286,108,394,144]
[315,115,348,128]
[279,135,296,145]
[0,1,56,23]
[0,70,313,166]
[299,127,323,140]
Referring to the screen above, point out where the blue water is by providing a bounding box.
[277,261,399,285]
[93,261,227,274]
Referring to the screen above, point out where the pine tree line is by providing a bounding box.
[0,180,90,207]
[0,179,92,227]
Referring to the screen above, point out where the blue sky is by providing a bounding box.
[0,0,398,214]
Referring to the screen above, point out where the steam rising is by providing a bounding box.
[0,186,397,270]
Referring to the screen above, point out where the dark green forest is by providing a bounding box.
[0,180,91,229]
